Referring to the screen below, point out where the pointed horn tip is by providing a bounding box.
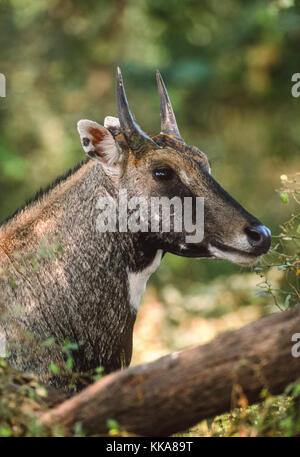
[116,66,124,88]
[155,71,182,141]
[156,70,163,84]
[116,66,123,80]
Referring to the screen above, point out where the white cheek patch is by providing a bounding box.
[77,119,122,175]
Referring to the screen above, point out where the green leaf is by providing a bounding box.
[62,341,78,353]
[42,336,55,347]
[106,418,119,433]
[93,365,105,381]
[65,356,73,372]
[49,362,59,374]
[280,192,289,204]
[260,387,269,399]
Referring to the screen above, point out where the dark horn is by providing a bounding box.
[116,67,157,154]
[156,70,182,140]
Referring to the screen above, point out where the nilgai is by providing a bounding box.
[0,68,271,389]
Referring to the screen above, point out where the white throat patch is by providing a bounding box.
[127,250,163,312]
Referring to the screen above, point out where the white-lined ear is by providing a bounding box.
[77,119,122,176]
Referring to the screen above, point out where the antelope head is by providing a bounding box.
[77,68,271,266]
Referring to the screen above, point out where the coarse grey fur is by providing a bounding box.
[0,161,159,388]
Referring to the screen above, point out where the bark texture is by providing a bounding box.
[39,306,300,436]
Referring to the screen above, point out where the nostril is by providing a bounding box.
[245,227,262,243]
[244,224,271,253]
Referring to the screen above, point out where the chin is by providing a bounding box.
[164,241,261,266]
[207,243,260,266]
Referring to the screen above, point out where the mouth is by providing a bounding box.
[208,241,259,266]
[160,239,262,265]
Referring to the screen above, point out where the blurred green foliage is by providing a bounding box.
[255,173,299,310]
[0,0,299,284]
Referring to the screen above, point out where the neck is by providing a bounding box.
[0,159,161,383]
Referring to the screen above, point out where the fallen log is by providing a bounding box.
[39,306,300,436]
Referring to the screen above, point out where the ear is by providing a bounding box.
[77,119,122,176]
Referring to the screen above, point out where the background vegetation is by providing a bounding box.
[0,0,299,436]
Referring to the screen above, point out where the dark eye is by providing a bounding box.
[153,166,174,181]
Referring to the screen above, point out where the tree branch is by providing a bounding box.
[39,306,300,436]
